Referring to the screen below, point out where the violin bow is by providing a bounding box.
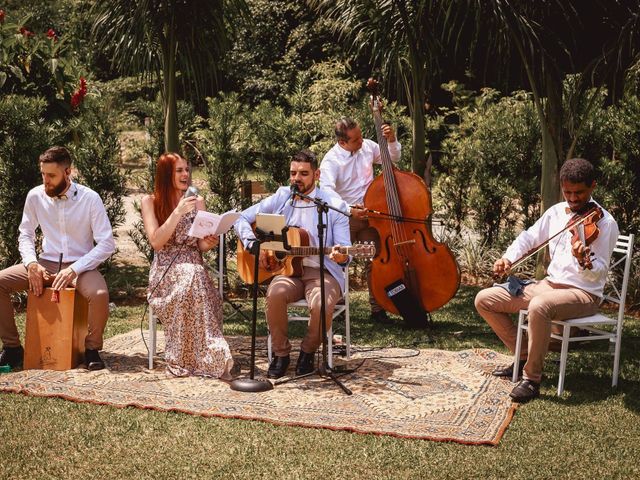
[508,208,600,272]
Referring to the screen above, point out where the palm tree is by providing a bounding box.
[459,0,640,214]
[310,0,452,180]
[313,0,639,213]
[92,0,247,153]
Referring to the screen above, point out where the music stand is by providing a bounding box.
[230,215,287,393]
[275,192,353,395]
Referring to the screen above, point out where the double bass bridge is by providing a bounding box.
[393,239,416,248]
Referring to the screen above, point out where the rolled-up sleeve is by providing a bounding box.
[18,192,39,267]
[70,194,115,274]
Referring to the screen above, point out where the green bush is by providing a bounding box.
[135,96,198,191]
[194,93,248,213]
[0,95,55,268]
[0,8,84,120]
[67,95,127,235]
[247,100,300,190]
[433,82,541,247]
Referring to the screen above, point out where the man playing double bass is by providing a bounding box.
[475,158,619,402]
[320,117,401,324]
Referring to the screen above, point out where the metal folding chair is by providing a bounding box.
[514,233,635,395]
[267,265,351,368]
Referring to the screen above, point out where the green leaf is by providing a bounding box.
[8,65,25,83]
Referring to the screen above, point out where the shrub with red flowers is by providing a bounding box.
[19,26,34,37]
[0,10,5,23]
[1,8,83,119]
[70,77,88,110]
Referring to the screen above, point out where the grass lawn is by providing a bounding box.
[1,279,639,479]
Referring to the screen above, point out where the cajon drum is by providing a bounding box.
[24,287,88,370]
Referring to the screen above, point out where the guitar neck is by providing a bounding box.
[287,246,342,256]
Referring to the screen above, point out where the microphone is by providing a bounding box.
[290,184,298,206]
[184,186,199,199]
[182,186,200,229]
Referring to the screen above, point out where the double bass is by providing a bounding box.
[363,79,460,325]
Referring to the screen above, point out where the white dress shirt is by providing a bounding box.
[289,188,321,269]
[503,199,619,297]
[18,182,116,275]
[320,138,401,205]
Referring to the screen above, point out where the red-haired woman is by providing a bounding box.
[141,153,233,378]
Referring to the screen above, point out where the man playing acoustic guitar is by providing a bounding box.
[475,158,618,402]
[234,150,351,379]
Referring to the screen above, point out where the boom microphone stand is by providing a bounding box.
[276,189,353,395]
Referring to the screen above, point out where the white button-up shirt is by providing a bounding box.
[503,199,619,297]
[289,187,321,269]
[18,182,116,274]
[320,138,401,205]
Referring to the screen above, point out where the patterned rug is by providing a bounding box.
[0,330,518,445]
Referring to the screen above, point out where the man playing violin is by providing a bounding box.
[475,158,619,402]
[235,150,351,379]
[320,117,401,324]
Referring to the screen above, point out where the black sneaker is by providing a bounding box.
[267,355,290,379]
[85,349,105,371]
[295,350,315,376]
[0,345,24,368]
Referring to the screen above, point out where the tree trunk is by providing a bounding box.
[535,74,564,278]
[410,68,427,178]
[541,73,563,212]
[163,25,180,154]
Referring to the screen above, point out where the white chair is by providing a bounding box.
[267,265,351,369]
[513,233,635,395]
[148,234,226,369]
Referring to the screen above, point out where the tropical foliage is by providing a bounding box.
[91,0,247,153]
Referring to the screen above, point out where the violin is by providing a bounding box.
[501,202,603,277]
[568,203,603,270]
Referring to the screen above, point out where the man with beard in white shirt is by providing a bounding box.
[235,150,350,379]
[475,158,618,402]
[0,146,115,371]
[320,117,401,324]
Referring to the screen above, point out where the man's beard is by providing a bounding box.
[45,178,69,197]
[295,182,315,195]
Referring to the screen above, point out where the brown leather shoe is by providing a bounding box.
[509,379,540,402]
[492,362,525,379]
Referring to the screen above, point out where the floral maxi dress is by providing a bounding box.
[148,210,233,378]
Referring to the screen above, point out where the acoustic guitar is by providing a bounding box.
[237,226,376,284]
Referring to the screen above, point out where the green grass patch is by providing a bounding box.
[2,286,639,479]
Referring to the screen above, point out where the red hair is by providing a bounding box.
[153,153,184,225]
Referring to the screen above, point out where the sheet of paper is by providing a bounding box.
[256,213,287,250]
[187,210,241,238]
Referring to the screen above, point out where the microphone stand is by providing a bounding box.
[276,190,353,395]
[230,235,274,392]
